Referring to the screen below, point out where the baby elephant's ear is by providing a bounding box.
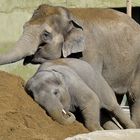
[51,69,65,84]
[51,69,68,89]
[62,27,85,57]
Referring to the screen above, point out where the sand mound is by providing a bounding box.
[0,71,88,140]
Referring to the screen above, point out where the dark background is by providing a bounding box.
[113,7,140,24]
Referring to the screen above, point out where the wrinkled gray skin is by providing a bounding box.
[0,5,140,128]
[28,58,135,130]
[25,59,102,131]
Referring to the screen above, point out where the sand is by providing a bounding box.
[0,71,88,140]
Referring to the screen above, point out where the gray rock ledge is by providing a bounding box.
[65,129,140,140]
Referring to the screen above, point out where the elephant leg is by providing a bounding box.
[72,80,102,131]
[128,67,140,127]
[107,100,136,128]
[128,97,140,128]
[100,109,121,130]
[81,96,103,131]
[92,74,136,129]
[104,95,135,129]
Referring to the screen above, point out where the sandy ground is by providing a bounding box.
[0,71,88,140]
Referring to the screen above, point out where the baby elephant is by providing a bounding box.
[25,60,102,131]
[26,58,136,130]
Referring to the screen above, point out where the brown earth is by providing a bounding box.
[0,71,88,140]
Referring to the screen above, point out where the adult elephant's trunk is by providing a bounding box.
[0,26,40,65]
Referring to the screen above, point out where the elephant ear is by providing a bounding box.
[62,13,85,57]
[52,70,64,80]
[50,69,67,87]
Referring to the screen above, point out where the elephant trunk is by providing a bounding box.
[50,109,75,125]
[46,100,75,125]
[0,28,39,65]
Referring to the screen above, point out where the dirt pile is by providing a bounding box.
[0,71,88,140]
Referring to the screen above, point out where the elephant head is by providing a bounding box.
[25,69,75,125]
[0,4,85,65]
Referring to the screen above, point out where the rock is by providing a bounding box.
[65,129,140,140]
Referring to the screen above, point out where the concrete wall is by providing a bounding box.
[1,0,140,43]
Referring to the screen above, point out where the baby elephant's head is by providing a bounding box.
[25,69,75,125]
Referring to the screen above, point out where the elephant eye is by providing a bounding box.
[44,31,50,37]
[54,91,58,95]
[41,31,52,42]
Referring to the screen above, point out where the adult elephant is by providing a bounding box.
[0,4,140,127]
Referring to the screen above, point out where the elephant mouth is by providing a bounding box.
[62,109,71,119]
